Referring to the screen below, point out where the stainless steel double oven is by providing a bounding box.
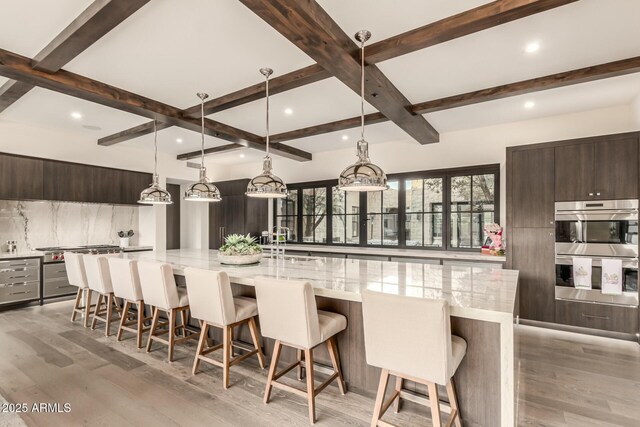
[554,199,638,306]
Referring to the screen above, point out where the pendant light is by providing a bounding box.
[184,93,222,202]
[246,68,288,199]
[338,30,388,192]
[138,120,173,205]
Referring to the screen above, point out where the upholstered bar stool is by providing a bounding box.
[361,290,466,427]
[138,261,196,362]
[64,252,94,327]
[254,277,347,424]
[83,255,121,337]
[184,268,266,388]
[108,258,152,348]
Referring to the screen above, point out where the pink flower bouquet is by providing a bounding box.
[483,223,504,255]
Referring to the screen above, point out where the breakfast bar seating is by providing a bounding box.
[83,255,121,336]
[185,268,266,389]
[64,252,94,327]
[254,276,348,424]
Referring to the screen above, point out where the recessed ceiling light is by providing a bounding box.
[524,100,535,109]
[240,153,246,158]
[341,135,349,141]
[70,112,82,119]
[176,138,183,143]
[525,42,540,54]
[284,108,293,115]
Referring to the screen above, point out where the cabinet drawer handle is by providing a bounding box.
[8,291,30,296]
[588,193,594,196]
[582,313,609,320]
[9,275,30,279]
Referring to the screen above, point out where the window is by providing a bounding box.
[366,180,399,246]
[332,187,359,244]
[450,174,495,249]
[275,192,298,242]
[301,187,327,243]
[273,165,498,251]
[405,178,443,247]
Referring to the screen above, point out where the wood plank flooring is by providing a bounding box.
[0,301,639,426]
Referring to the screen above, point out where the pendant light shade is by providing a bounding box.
[184,93,222,202]
[338,30,388,192]
[246,68,288,199]
[138,121,173,205]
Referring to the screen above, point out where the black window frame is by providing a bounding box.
[273,164,500,252]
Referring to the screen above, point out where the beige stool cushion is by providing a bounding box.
[318,310,347,343]
[138,261,185,310]
[83,255,114,294]
[362,290,467,386]
[108,258,143,302]
[64,252,88,289]
[233,296,258,323]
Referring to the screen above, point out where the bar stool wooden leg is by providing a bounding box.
[446,379,462,427]
[327,337,346,395]
[146,307,160,353]
[168,308,176,362]
[192,323,209,375]
[264,340,282,404]
[371,369,389,427]
[91,294,103,330]
[70,288,82,322]
[83,289,92,328]
[116,301,130,341]
[248,317,266,369]
[296,349,304,380]
[393,376,403,413]
[105,293,114,337]
[427,382,442,427]
[222,325,231,389]
[305,348,316,424]
[136,301,145,349]
[180,309,188,338]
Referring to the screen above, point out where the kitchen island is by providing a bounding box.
[123,249,518,426]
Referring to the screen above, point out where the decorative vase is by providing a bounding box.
[217,253,263,265]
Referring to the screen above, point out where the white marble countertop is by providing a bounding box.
[0,251,43,260]
[123,249,518,322]
[261,244,506,263]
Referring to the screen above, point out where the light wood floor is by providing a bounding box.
[0,301,638,427]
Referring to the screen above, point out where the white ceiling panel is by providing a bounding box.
[210,77,376,136]
[377,0,640,104]
[426,73,640,132]
[318,0,491,42]
[0,0,94,57]
[65,0,315,109]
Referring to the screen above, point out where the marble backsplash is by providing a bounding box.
[0,200,138,251]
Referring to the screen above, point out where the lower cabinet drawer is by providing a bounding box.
[44,277,75,298]
[0,281,40,304]
[555,300,639,334]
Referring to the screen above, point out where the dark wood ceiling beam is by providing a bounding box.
[267,55,640,143]
[365,0,578,63]
[102,0,576,146]
[0,47,312,161]
[0,0,151,113]
[239,0,440,145]
[177,143,245,160]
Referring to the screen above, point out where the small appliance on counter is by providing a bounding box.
[260,231,271,245]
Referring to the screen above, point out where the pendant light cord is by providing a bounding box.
[153,119,158,178]
[200,97,205,168]
[360,37,365,141]
[265,73,270,158]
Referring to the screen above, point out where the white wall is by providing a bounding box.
[179,183,209,249]
[210,104,639,229]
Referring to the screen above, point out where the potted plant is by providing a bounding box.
[218,234,264,265]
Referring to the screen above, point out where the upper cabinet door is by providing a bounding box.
[0,154,43,200]
[43,161,95,203]
[554,143,595,201]
[594,137,638,200]
[510,147,555,228]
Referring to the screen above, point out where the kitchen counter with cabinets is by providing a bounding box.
[123,249,518,426]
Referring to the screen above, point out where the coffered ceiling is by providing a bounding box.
[1,0,639,168]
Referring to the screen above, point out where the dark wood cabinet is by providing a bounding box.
[555,300,638,334]
[594,137,638,200]
[209,179,268,249]
[166,184,181,250]
[43,160,95,203]
[555,136,638,201]
[509,147,555,228]
[510,227,556,322]
[0,153,43,200]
